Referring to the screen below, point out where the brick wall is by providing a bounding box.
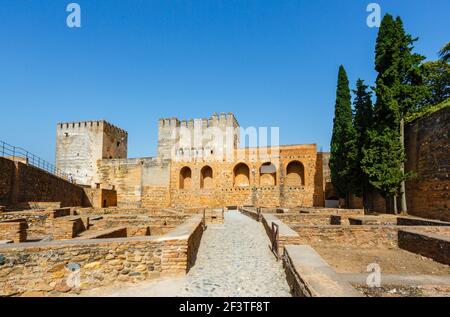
[170,145,324,209]
[0,219,27,243]
[0,158,16,206]
[355,108,450,219]
[398,229,450,265]
[83,188,117,208]
[0,158,89,209]
[290,225,405,249]
[404,107,450,221]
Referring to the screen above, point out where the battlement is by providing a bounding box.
[57,120,128,137]
[56,120,128,186]
[158,112,239,129]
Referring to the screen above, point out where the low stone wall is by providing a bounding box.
[261,214,302,255]
[51,217,86,240]
[0,214,204,296]
[283,245,362,297]
[161,214,204,274]
[83,188,117,208]
[275,214,334,226]
[26,202,62,210]
[397,217,450,227]
[91,215,190,236]
[75,227,127,240]
[204,209,225,224]
[298,207,364,216]
[290,225,403,249]
[241,207,260,221]
[0,219,27,243]
[348,215,398,226]
[398,229,450,265]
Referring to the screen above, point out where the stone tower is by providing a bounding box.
[157,113,240,161]
[55,120,128,186]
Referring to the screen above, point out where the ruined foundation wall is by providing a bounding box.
[0,215,203,296]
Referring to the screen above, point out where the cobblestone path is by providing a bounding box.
[178,211,291,297]
[81,211,291,297]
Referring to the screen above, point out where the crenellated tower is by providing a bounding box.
[55,120,128,186]
[157,113,240,161]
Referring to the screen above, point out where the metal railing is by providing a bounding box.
[0,140,69,180]
[271,222,280,260]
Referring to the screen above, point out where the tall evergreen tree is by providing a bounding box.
[350,79,373,211]
[330,66,356,207]
[363,14,426,213]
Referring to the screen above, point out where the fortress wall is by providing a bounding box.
[0,157,87,209]
[97,158,171,209]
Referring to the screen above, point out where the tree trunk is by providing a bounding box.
[400,117,408,215]
[393,195,398,214]
[362,186,369,213]
[345,192,350,209]
[385,194,391,213]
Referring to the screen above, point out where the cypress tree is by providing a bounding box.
[362,14,425,213]
[350,79,373,211]
[330,66,356,207]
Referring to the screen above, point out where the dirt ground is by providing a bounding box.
[314,246,450,275]
[356,284,450,297]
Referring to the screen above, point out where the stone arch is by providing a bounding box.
[179,166,192,190]
[259,162,277,186]
[285,161,305,186]
[200,165,213,189]
[233,163,250,187]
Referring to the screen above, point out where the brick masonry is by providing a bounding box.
[0,157,89,209]
[0,214,203,296]
[346,107,449,220]
[398,229,450,265]
[0,219,27,243]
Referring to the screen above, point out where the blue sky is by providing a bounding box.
[0,0,449,162]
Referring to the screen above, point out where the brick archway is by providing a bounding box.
[260,162,277,186]
[233,163,250,187]
[285,161,305,187]
[180,166,192,190]
[201,165,213,189]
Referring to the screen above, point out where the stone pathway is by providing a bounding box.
[178,211,291,297]
[81,211,291,297]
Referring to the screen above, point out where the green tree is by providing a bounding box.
[330,66,356,207]
[350,79,373,211]
[439,42,450,63]
[421,60,450,105]
[367,14,426,213]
